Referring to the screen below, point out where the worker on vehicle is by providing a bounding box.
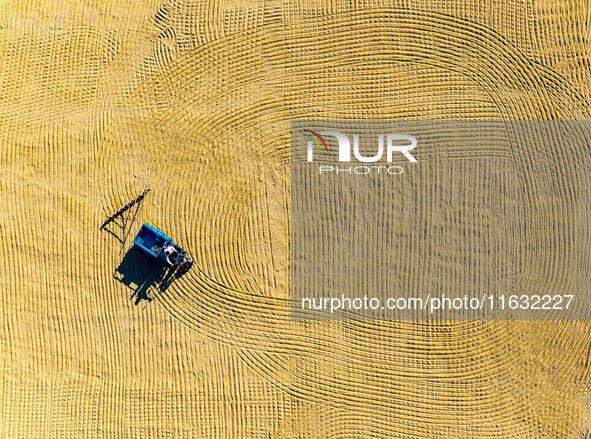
[163,244,178,267]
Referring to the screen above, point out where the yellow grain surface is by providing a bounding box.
[0,0,590,437]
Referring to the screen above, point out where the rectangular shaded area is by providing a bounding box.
[291,120,591,320]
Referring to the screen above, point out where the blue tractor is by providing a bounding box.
[133,223,193,267]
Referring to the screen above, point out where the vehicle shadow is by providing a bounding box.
[114,245,191,305]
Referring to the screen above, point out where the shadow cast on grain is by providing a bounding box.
[113,245,191,305]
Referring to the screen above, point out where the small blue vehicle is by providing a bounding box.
[133,223,193,267]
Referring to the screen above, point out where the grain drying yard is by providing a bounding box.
[0,0,590,437]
